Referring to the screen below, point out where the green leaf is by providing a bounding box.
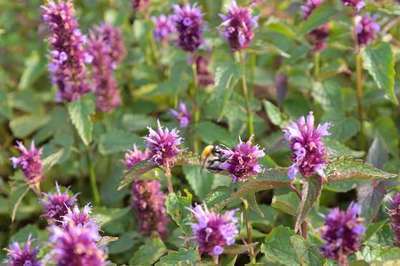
[92,207,130,226]
[118,160,157,190]
[272,192,300,216]
[362,42,397,105]
[67,94,95,146]
[166,191,193,235]
[299,2,337,34]
[205,186,234,208]
[42,149,64,172]
[182,165,214,199]
[10,113,49,138]
[98,130,141,155]
[261,226,324,266]
[263,100,285,127]
[324,138,365,158]
[364,220,388,242]
[374,117,399,157]
[156,248,199,266]
[295,177,322,233]
[129,237,167,266]
[108,231,140,254]
[18,51,45,90]
[195,121,236,147]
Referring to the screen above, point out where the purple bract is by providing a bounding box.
[355,15,380,47]
[152,15,175,43]
[309,24,329,52]
[124,145,150,170]
[6,237,41,266]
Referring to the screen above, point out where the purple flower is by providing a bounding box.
[195,55,214,87]
[283,112,330,180]
[308,24,329,52]
[6,237,41,266]
[50,223,106,266]
[170,102,191,128]
[62,205,99,236]
[219,1,258,51]
[124,145,150,170]
[131,180,168,237]
[301,0,323,19]
[41,184,77,225]
[88,24,125,112]
[342,0,365,12]
[152,15,175,43]
[389,192,400,246]
[145,121,182,168]
[10,141,44,186]
[219,138,265,182]
[321,203,365,262]
[132,0,150,12]
[355,15,380,47]
[41,0,90,102]
[172,4,204,52]
[189,204,238,257]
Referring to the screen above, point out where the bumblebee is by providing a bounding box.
[201,144,231,172]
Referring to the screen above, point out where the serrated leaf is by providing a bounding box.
[92,207,130,226]
[98,130,141,155]
[295,177,322,233]
[182,165,214,199]
[325,138,365,158]
[374,117,399,157]
[364,220,388,242]
[263,100,285,127]
[362,42,397,105]
[18,52,45,90]
[271,192,300,216]
[118,160,157,190]
[166,192,193,235]
[42,149,64,172]
[10,114,49,138]
[67,94,95,146]
[299,2,337,34]
[129,237,167,266]
[156,248,199,266]
[205,186,234,208]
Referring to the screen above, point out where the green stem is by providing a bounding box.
[239,51,254,137]
[191,62,200,154]
[164,166,174,194]
[87,149,101,205]
[242,199,256,263]
[355,52,366,149]
[314,52,320,80]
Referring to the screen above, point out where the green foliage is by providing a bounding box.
[67,94,95,146]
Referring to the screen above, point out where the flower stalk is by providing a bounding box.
[87,149,101,205]
[239,51,254,137]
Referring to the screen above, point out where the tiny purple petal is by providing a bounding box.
[153,15,175,42]
[170,102,191,128]
[355,15,379,46]
[124,145,150,170]
[389,192,400,246]
[6,237,41,266]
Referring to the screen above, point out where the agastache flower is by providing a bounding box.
[41,184,77,225]
[301,0,323,19]
[88,24,125,112]
[170,102,191,128]
[50,223,106,266]
[189,204,238,257]
[132,0,150,12]
[219,1,258,51]
[131,180,169,237]
[308,24,329,52]
[10,141,44,186]
[219,138,265,182]
[195,55,214,87]
[124,145,150,170]
[145,121,182,168]
[283,112,330,180]
[6,237,41,266]
[41,0,90,102]
[320,203,365,262]
[62,205,99,236]
[152,15,175,43]
[355,15,380,47]
[389,192,400,247]
[342,0,365,12]
[172,4,204,52]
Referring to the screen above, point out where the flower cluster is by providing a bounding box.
[62,205,99,234]
[132,0,150,12]
[172,4,204,52]
[342,0,365,12]
[170,102,191,128]
[88,23,125,112]
[283,112,330,180]
[41,0,90,102]
[219,1,258,51]
[190,204,238,257]
[301,0,323,19]
[152,15,175,43]
[11,141,44,186]
[195,55,214,87]
[355,15,379,47]
[389,192,400,246]
[308,24,330,52]
[145,122,182,168]
[219,138,265,182]
[320,203,365,262]
[131,180,169,237]
[124,145,150,170]
[6,238,41,266]
[41,184,77,225]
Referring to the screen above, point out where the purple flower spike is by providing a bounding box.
[88,24,125,112]
[170,102,191,128]
[301,0,323,19]
[321,202,365,262]
[6,237,41,266]
[219,1,258,51]
[41,184,77,225]
[195,55,214,87]
[131,180,168,237]
[189,204,238,257]
[355,15,380,47]
[220,138,265,182]
[41,0,90,102]
[11,141,44,186]
[124,145,150,170]
[309,24,329,52]
[62,205,99,236]
[283,112,330,180]
[152,15,175,43]
[145,121,182,168]
[50,223,106,266]
[342,0,365,12]
[389,192,400,246]
[172,4,204,52]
